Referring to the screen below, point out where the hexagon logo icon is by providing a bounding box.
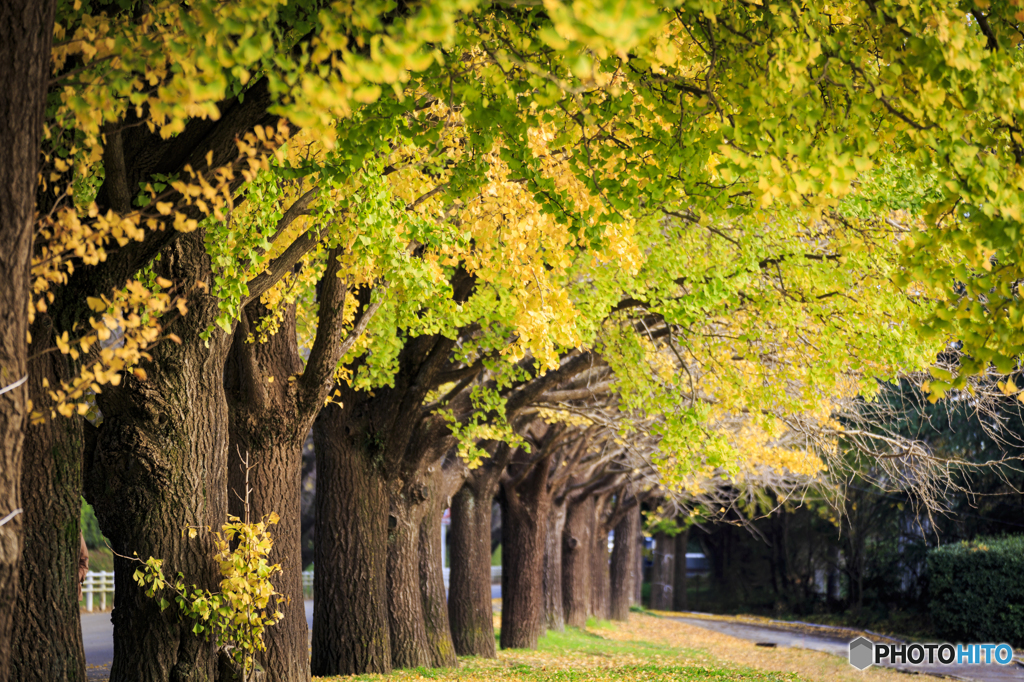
[849,637,874,670]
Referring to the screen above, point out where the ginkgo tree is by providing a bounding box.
[6,1,1024,681]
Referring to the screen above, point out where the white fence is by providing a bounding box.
[87,567,502,607]
[82,571,114,612]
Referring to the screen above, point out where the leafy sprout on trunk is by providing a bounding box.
[129,451,285,681]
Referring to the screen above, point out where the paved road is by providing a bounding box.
[672,614,1024,682]
[84,584,502,676]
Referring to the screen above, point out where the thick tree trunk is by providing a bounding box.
[226,306,310,682]
[609,504,639,621]
[417,456,465,668]
[541,499,567,633]
[87,231,230,682]
[12,322,86,682]
[0,1,56,675]
[448,481,497,658]
[650,531,674,611]
[310,321,467,674]
[310,403,391,676]
[672,527,689,612]
[385,447,465,670]
[589,498,611,622]
[561,495,592,628]
[499,483,549,650]
[386,479,432,670]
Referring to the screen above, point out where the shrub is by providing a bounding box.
[928,535,1024,646]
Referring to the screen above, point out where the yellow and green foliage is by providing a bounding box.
[132,513,285,678]
[39,0,1024,479]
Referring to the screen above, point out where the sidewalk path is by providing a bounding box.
[671,613,1024,682]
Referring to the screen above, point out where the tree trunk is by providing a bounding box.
[499,481,549,650]
[448,480,497,658]
[309,322,467,674]
[609,504,639,621]
[0,1,57,675]
[672,527,689,612]
[12,321,86,682]
[561,495,592,628]
[226,306,310,682]
[589,497,611,622]
[541,499,567,633]
[310,403,391,676]
[227,244,358,682]
[417,455,465,668]
[650,531,674,611]
[87,231,230,682]
[386,478,432,670]
[634,519,643,605]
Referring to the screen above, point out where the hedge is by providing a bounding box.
[928,535,1024,646]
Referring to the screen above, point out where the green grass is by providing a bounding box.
[335,617,803,682]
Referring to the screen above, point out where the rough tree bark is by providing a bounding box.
[86,231,232,682]
[649,531,674,611]
[610,504,640,621]
[0,1,57,675]
[672,526,690,612]
[417,452,466,668]
[589,492,612,622]
[386,474,433,670]
[226,245,362,682]
[447,444,513,659]
[499,456,551,650]
[386,417,467,670]
[541,498,567,633]
[311,403,391,676]
[225,305,310,682]
[561,494,593,628]
[311,287,471,676]
[635,517,644,605]
[11,318,86,682]
[498,420,594,649]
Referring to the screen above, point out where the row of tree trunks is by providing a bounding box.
[0,0,58,676]
[310,298,472,676]
[610,504,640,621]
